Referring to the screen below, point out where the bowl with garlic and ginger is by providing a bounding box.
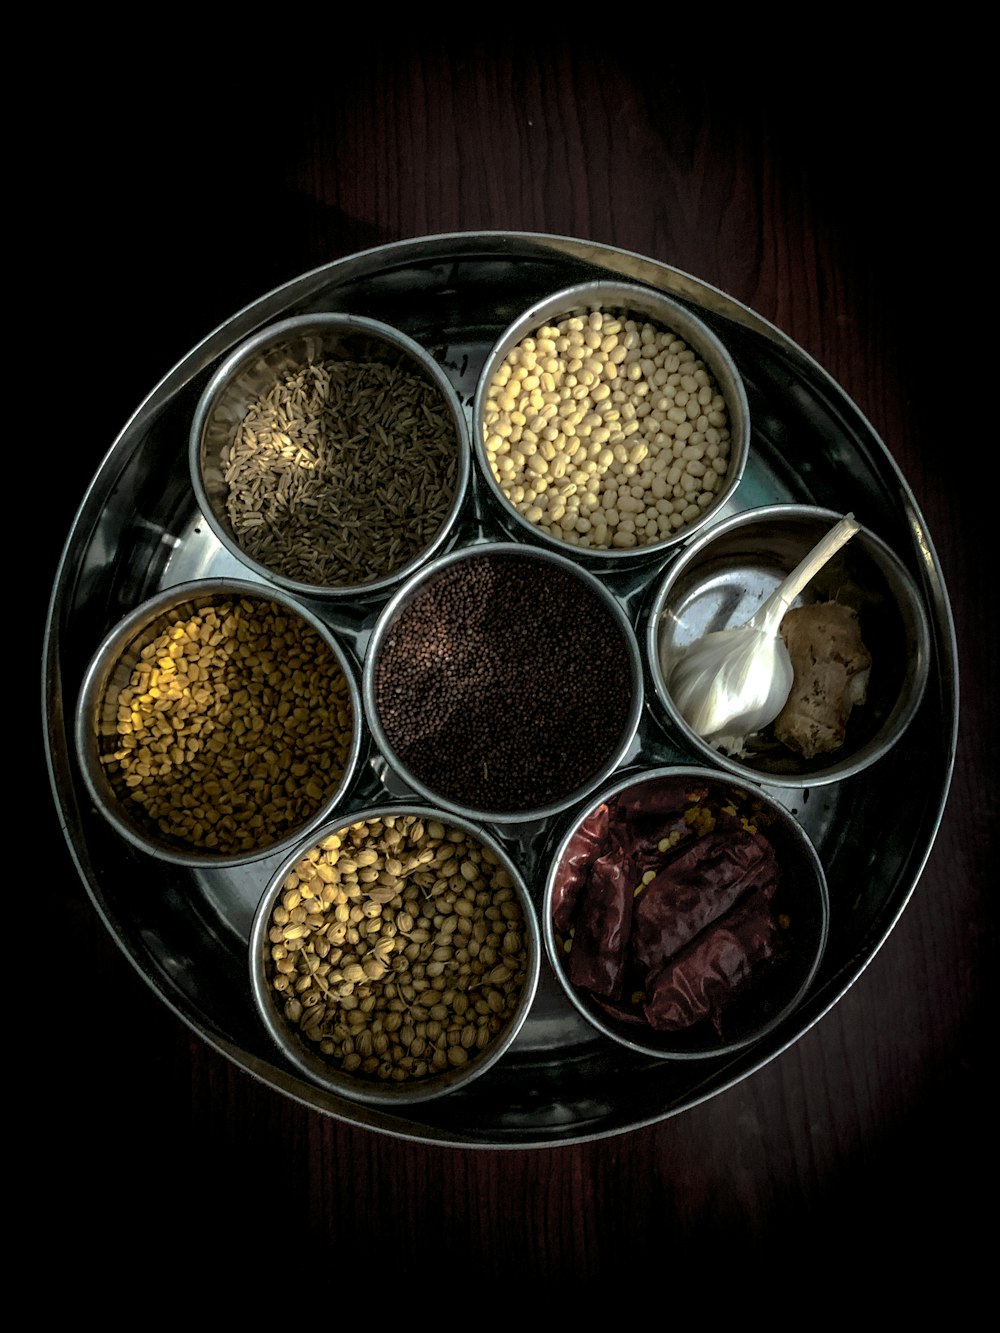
[646,504,932,787]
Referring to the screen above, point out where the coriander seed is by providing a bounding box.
[259,812,535,1091]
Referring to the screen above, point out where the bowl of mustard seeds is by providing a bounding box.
[363,542,644,823]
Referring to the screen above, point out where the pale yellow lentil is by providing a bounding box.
[482,309,733,550]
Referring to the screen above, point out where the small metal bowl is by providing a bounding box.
[75,579,363,868]
[646,505,932,787]
[362,541,644,824]
[544,766,830,1060]
[249,803,541,1105]
[472,279,750,562]
[190,313,471,600]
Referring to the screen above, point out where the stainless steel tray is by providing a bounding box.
[43,232,958,1147]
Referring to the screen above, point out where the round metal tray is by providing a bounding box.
[43,232,958,1147]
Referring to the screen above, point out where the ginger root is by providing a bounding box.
[773,602,871,759]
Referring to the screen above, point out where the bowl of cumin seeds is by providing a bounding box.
[190,314,471,599]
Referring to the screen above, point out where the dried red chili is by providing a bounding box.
[632,829,778,970]
[643,885,781,1032]
[566,842,636,998]
[554,779,787,1038]
[551,801,611,933]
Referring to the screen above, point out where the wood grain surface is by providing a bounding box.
[35,37,991,1294]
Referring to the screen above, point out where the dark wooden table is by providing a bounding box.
[38,43,991,1288]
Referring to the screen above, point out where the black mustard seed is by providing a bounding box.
[373,552,634,812]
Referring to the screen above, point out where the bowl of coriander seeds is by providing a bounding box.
[249,805,541,1104]
[472,280,750,560]
[190,313,471,599]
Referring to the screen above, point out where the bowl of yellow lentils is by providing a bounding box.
[473,279,750,561]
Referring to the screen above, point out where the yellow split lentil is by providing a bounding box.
[98,595,354,856]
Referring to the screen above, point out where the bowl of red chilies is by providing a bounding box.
[543,767,830,1059]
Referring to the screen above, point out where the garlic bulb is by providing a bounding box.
[664,514,861,746]
[667,621,795,742]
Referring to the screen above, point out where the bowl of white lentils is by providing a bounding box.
[75,579,362,866]
[190,313,471,599]
[249,805,541,1104]
[473,280,750,559]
